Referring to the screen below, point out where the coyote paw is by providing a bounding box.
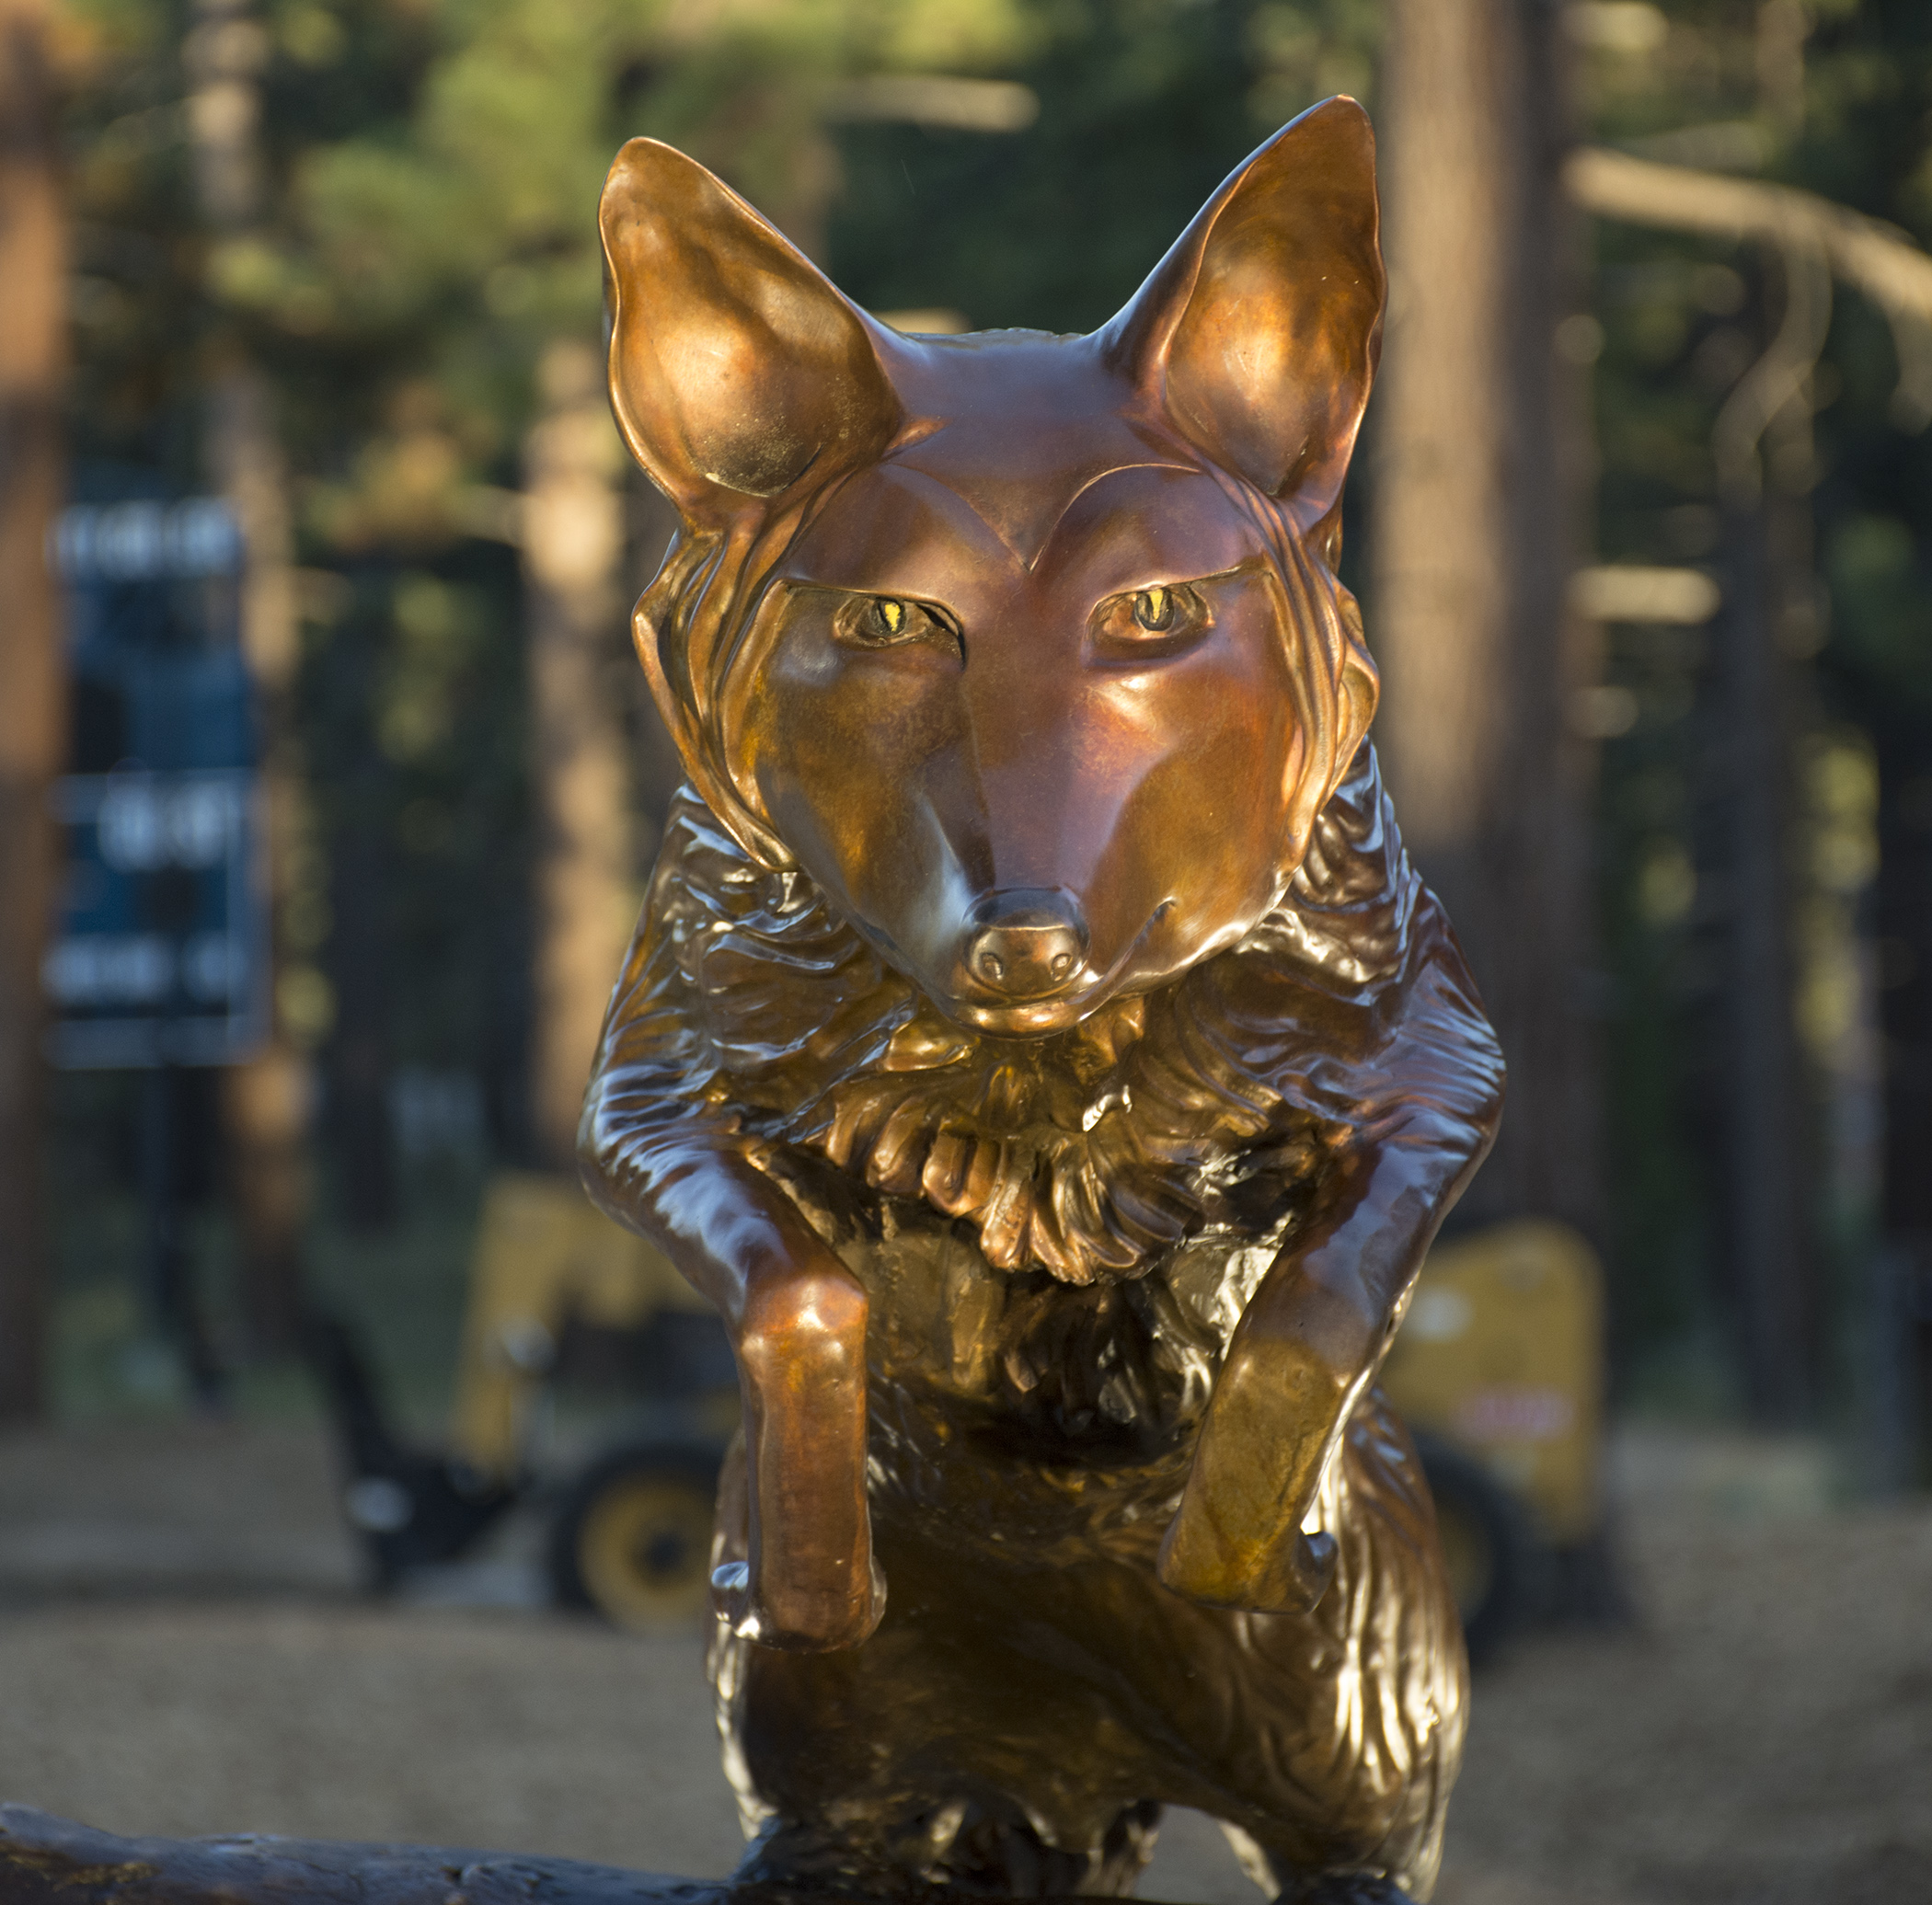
[711,1551,887,1652]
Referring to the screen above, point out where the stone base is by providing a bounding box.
[0,1806,753,1905]
[0,1806,1414,1904]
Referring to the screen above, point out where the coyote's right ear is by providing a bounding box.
[599,141,901,529]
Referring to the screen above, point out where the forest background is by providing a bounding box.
[3,0,1931,1470]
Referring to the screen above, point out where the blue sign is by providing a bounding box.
[44,771,267,1066]
[43,498,269,1069]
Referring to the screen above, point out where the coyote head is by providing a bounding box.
[600,98,1384,1039]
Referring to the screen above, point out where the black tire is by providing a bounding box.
[547,1440,724,1631]
[1411,1429,1532,1667]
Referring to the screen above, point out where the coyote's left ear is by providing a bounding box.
[1099,98,1383,531]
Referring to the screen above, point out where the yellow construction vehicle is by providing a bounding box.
[312,1171,740,1631]
[316,1193,1604,1652]
[1380,1218,1606,1659]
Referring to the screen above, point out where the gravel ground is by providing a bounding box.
[0,1418,1926,1904]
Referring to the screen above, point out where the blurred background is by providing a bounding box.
[2,2,1930,1901]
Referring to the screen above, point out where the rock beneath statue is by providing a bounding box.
[0,1806,1418,1904]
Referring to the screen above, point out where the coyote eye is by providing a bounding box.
[1094,580,1210,657]
[835,593,960,654]
[1133,587,1174,632]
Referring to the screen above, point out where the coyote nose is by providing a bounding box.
[964,891,1089,1000]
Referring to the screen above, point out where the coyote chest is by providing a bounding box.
[645,753,1416,1549]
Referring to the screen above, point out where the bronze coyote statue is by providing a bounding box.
[583,97,1505,1905]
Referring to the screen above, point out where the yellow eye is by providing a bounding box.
[1133,587,1174,632]
[837,592,961,655]
[1094,579,1213,656]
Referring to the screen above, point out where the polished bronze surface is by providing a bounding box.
[585,97,1504,1904]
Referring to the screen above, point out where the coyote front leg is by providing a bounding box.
[1159,897,1503,1614]
[581,880,882,1654]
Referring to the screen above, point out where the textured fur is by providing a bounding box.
[582,104,1505,1903]
[615,734,1423,1287]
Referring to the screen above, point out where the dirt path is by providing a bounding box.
[0,1419,1926,1903]
[1440,1484,1932,1904]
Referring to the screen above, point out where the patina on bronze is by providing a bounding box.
[582,96,1504,1905]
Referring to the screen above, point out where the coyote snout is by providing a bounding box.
[961,889,1088,1002]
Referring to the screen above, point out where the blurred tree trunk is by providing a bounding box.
[1370,0,1601,1239]
[524,341,633,1174]
[1714,496,1815,1422]
[1698,176,1832,1424]
[1878,746,1932,1479]
[0,0,65,1422]
[187,0,310,1351]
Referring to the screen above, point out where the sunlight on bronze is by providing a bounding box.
[581,97,1504,1905]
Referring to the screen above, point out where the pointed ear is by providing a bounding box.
[599,140,901,526]
[1099,98,1384,531]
